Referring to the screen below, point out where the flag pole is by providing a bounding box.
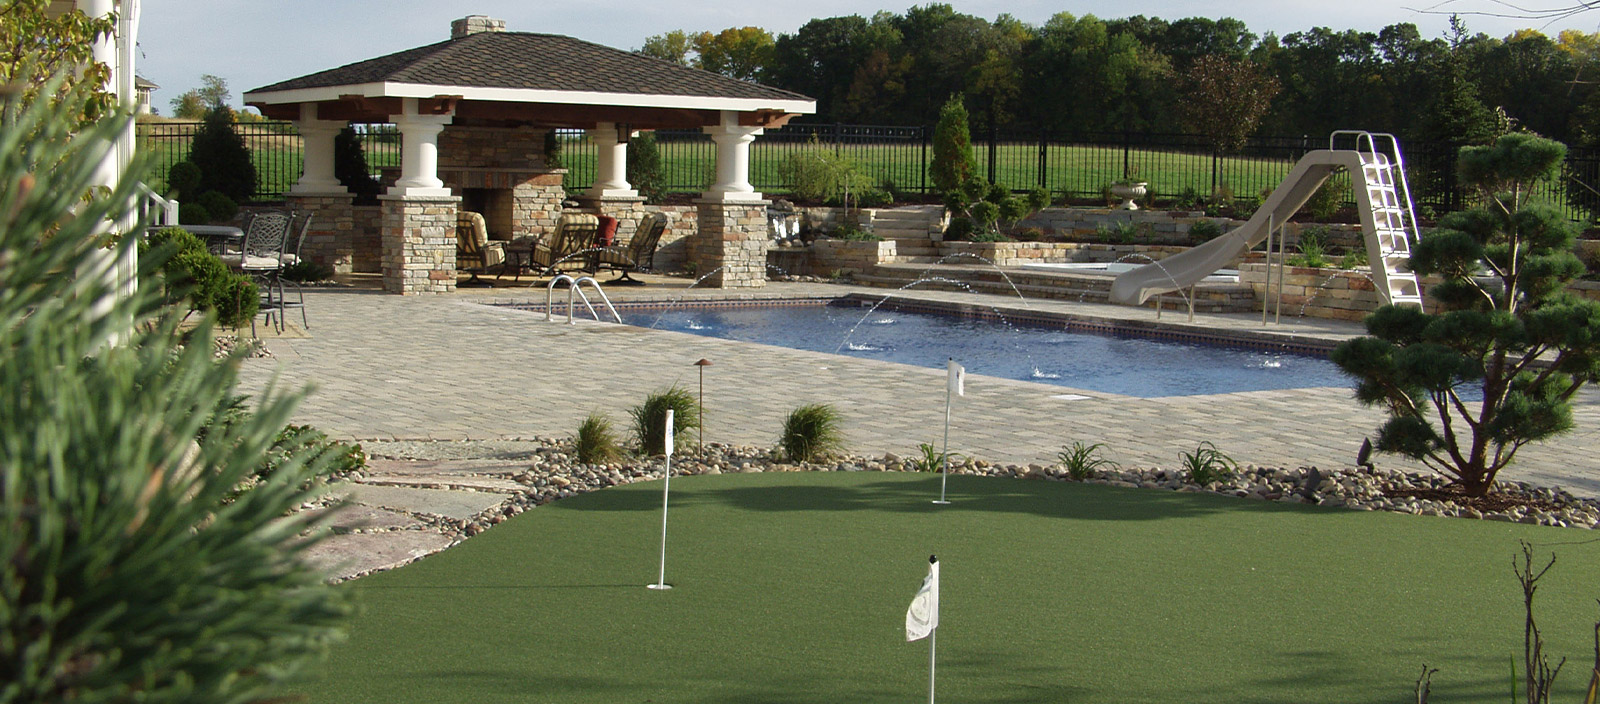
[928,626,937,704]
[649,409,674,590]
[935,358,959,505]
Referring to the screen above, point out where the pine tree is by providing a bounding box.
[188,106,256,203]
[930,94,978,197]
[627,131,667,204]
[334,125,382,204]
[1332,134,1600,497]
[3,80,350,703]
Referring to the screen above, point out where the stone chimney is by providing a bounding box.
[451,15,505,39]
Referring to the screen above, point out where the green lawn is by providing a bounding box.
[298,471,1600,703]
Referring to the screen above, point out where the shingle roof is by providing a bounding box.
[247,32,810,104]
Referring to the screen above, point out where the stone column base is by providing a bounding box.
[380,194,460,294]
[285,193,355,274]
[691,199,769,288]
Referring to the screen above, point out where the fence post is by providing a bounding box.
[921,125,930,195]
[1038,127,1048,191]
[987,110,998,184]
[834,123,842,156]
[1121,127,1131,181]
[1211,149,1220,201]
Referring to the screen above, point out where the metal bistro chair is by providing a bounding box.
[221,211,293,335]
[276,211,312,330]
[595,212,667,285]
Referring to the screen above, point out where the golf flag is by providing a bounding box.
[946,359,964,397]
[906,556,940,642]
[663,409,674,457]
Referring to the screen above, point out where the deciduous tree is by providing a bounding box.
[1179,55,1280,153]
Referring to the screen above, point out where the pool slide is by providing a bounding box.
[1109,147,1423,307]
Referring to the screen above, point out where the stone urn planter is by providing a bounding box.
[1111,181,1148,210]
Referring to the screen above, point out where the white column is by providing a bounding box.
[290,103,348,195]
[588,122,637,198]
[701,111,764,203]
[388,98,453,197]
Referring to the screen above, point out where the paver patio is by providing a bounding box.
[235,276,1600,498]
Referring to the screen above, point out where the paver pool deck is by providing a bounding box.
[236,272,1600,499]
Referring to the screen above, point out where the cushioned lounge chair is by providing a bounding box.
[455,211,504,287]
[595,212,667,285]
[527,213,600,279]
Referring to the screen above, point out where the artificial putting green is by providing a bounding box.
[299,471,1600,703]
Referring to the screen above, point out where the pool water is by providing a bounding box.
[621,303,1353,398]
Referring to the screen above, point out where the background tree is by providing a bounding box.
[187,105,256,204]
[169,90,206,119]
[930,93,977,196]
[170,75,231,119]
[692,27,776,82]
[1179,55,1280,154]
[1,77,349,704]
[640,30,694,65]
[1332,134,1600,497]
[0,0,115,123]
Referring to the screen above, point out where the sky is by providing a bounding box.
[135,0,1600,114]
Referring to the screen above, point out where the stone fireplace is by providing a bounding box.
[436,126,566,244]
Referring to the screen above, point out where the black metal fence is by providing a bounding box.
[137,120,1595,222]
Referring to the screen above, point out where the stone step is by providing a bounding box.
[875,227,935,239]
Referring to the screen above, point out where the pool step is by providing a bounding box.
[857,262,1259,312]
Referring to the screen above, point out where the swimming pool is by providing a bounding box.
[618,301,1352,398]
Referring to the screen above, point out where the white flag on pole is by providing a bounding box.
[946,359,964,397]
[906,556,940,642]
[663,409,674,457]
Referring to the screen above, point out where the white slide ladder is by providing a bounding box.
[1334,131,1423,307]
[1110,130,1426,310]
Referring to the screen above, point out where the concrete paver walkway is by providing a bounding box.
[237,278,1600,499]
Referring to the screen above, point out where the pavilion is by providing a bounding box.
[243,16,815,293]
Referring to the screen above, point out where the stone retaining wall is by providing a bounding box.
[939,241,1198,266]
[809,240,896,276]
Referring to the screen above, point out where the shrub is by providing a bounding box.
[969,230,1010,243]
[575,411,624,465]
[779,403,844,463]
[781,140,873,207]
[854,186,892,208]
[166,159,201,200]
[1332,133,1600,497]
[1175,186,1202,210]
[630,387,700,456]
[931,94,977,197]
[1057,441,1119,480]
[196,189,238,223]
[1301,173,1345,221]
[943,216,977,241]
[1013,227,1046,242]
[1188,218,1223,245]
[334,125,383,205]
[627,131,667,204]
[1286,228,1332,268]
[178,200,212,225]
[259,423,368,482]
[2,80,348,703]
[835,225,882,242]
[143,226,259,328]
[1339,246,1369,269]
[282,259,335,283]
[906,442,963,473]
[1181,441,1238,485]
[188,105,256,202]
[543,129,564,169]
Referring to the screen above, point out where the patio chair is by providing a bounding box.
[455,210,504,287]
[595,212,667,285]
[277,212,312,330]
[220,210,293,335]
[527,213,600,279]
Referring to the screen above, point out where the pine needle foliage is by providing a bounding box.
[0,79,350,703]
[1332,133,1600,497]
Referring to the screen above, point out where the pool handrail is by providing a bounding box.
[545,274,622,324]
